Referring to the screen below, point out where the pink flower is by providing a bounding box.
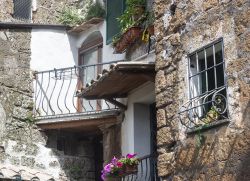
[117,161,123,168]
[126,153,137,158]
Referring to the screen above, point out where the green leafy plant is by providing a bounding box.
[202,106,219,124]
[116,0,146,33]
[126,0,146,6]
[196,130,205,148]
[24,113,36,125]
[144,11,155,28]
[119,154,139,166]
[58,6,84,26]
[112,34,122,46]
[85,2,106,21]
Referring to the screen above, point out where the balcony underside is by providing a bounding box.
[78,62,155,99]
[36,110,120,132]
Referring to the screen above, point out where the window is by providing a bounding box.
[77,32,103,111]
[179,39,228,129]
[13,0,32,20]
[106,0,125,44]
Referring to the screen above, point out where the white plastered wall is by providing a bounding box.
[121,82,155,156]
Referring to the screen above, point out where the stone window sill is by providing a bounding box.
[186,119,230,134]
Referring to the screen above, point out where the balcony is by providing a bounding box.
[33,61,123,130]
[122,154,160,181]
[33,60,154,130]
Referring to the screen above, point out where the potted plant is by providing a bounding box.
[201,106,220,124]
[112,0,147,53]
[101,154,139,180]
[101,157,123,180]
[120,153,139,174]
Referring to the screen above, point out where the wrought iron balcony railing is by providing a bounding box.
[122,154,160,181]
[33,61,122,118]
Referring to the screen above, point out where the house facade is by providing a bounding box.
[0,0,249,180]
[154,0,250,180]
[0,0,157,180]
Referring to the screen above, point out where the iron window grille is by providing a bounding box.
[13,0,32,20]
[178,38,228,129]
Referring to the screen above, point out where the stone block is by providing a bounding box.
[9,156,20,165]
[155,70,167,93]
[169,33,181,46]
[157,127,176,147]
[156,90,174,108]
[157,109,166,128]
[153,0,171,18]
[21,156,35,168]
[158,152,175,176]
[155,54,172,71]
[203,0,218,11]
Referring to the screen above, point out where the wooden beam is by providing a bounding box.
[105,98,127,110]
[38,117,117,130]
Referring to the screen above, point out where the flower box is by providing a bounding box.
[123,164,138,175]
[114,27,142,53]
[101,153,139,180]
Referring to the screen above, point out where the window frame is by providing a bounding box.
[77,37,103,112]
[183,38,229,131]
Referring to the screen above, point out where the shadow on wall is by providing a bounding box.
[45,130,102,181]
[167,102,250,180]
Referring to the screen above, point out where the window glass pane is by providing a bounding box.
[216,64,225,87]
[200,72,206,94]
[189,54,196,76]
[198,50,205,71]
[206,46,214,68]
[106,0,125,44]
[83,49,98,85]
[215,42,223,64]
[207,68,215,91]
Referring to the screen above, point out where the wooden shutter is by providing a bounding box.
[13,0,32,20]
[106,0,125,44]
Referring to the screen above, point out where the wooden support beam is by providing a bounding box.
[105,98,127,110]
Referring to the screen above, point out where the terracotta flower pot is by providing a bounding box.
[124,26,142,43]
[114,27,142,53]
[123,164,138,175]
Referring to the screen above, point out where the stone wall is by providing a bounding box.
[154,0,250,180]
[0,0,96,180]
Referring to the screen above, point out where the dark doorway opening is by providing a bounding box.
[94,135,103,181]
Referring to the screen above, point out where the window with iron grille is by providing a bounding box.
[179,38,228,129]
[13,0,32,20]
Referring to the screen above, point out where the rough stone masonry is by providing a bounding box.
[0,0,95,180]
[154,0,250,180]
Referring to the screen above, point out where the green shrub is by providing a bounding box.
[85,2,106,21]
[58,6,84,27]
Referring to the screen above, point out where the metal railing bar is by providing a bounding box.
[64,68,72,113]
[33,60,124,74]
[188,61,224,78]
[56,71,65,114]
[37,73,44,115]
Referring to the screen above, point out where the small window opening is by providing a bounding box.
[13,0,32,20]
[179,39,228,130]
